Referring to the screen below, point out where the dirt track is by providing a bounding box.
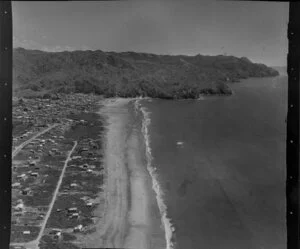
[12,124,59,159]
[11,141,78,249]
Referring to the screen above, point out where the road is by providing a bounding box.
[11,141,78,249]
[12,124,59,159]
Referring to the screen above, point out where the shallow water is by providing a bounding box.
[139,76,287,249]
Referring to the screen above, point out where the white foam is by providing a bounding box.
[136,99,176,249]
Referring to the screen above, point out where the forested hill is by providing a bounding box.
[13,48,279,99]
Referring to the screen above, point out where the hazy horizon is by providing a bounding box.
[12,0,289,67]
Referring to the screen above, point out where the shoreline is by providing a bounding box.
[138,101,176,249]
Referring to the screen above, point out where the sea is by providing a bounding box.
[133,74,287,249]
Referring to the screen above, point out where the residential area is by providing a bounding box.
[11,94,105,249]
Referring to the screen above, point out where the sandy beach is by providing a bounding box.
[76,98,165,249]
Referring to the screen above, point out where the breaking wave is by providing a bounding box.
[135,99,176,249]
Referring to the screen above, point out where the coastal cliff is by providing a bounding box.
[13,48,279,99]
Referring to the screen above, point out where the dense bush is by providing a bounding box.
[13,48,279,99]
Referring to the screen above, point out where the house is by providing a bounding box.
[30,172,39,177]
[86,202,93,207]
[21,188,31,196]
[50,228,62,239]
[17,174,26,179]
[73,224,83,232]
[82,164,89,169]
[54,232,62,239]
[67,207,78,214]
[12,182,21,188]
[23,231,31,235]
[72,156,82,160]
[50,228,62,234]
[48,151,54,157]
[37,214,44,220]
[70,213,79,219]
[70,183,78,188]
[29,161,36,167]
[14,203,24,212]
[81,147,89,152]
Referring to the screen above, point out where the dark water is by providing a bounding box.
[141,76,287,249]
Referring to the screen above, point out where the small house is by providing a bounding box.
[73,224,83,232]
[17,174,26,179]
[23,231,31,235]
[50,228,62,238]
[21,188,31,196]
[37,214,44,220]
[72,156,82,160]
[70,213,79,219]
[82,164,89,169]
[14,203,24,212]
[86,202,93,207]
[12,182,21,188]
[29,161,36,167]
[67,207,78,214]
[54,232,62,239]
[30,172,39,177]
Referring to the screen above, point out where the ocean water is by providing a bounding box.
[136,75,287,249]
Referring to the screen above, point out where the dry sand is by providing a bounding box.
[77,98,159,249]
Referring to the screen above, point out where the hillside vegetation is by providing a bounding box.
[13,48,279,99]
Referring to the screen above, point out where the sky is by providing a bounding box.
[12,0,289,66]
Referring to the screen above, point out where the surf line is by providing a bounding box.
[135,99,177,249]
